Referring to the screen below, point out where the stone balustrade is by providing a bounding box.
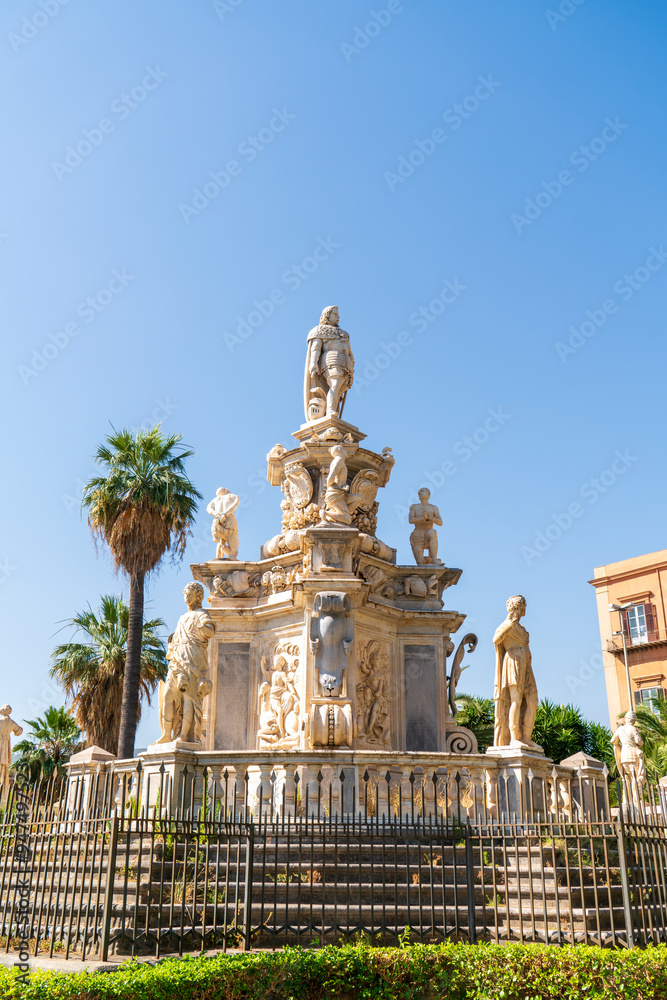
[64,746,612,825]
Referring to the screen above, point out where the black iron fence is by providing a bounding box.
[1,769,666,959]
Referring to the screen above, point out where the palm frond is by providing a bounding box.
[49,594,167,753]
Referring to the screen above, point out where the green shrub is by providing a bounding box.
[1,942,666,999]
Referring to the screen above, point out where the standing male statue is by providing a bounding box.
[493,595,541,750]
[322,445,353,525]
[611,711,646,807]
[207,487,240,560]
[409,487,443,564]
[304,306,355,421]
[156,582,216,747]
[0,705,22,805]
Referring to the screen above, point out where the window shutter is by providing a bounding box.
[621,609,630,637]
[644,602,658,640]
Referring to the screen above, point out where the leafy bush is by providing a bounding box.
[2,942,666,1000]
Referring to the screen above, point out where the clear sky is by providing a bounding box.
[2,0,666,748]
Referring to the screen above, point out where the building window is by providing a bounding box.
[626,605,648,644]
[622,602,658,645]
[634,687,665,712]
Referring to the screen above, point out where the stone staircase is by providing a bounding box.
[1,826,630,955]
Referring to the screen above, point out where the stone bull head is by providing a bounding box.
[309,591,353,696]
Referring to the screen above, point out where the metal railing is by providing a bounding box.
[607,627,667,652]
[1,770,666,958]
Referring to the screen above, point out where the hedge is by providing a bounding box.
[1,942,666,1000]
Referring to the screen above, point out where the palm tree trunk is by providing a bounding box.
[117,572,145,759]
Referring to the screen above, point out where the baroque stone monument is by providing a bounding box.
[182,306,477,759]
[97,304,610,825]
[73,305,607,824]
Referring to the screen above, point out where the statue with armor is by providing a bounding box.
[304,306,354,421]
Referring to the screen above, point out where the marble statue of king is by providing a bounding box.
[304,305,354,421]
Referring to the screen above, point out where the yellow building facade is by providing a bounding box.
[590,548,667,727]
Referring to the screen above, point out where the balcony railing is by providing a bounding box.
[606,627,667,653]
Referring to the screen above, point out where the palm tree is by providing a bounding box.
[81,426,201,759]
[532,700,590,763]
[50,595,168,755]
[636,699,667,781]
[454,694,495,752]
[12,707,82,784]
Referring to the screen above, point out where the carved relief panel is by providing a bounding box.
[257,640,302,749]
[355,639,391,748]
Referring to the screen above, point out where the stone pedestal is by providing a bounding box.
[303,524,360,575]
[560,751,610,820]
[486,745,553,821]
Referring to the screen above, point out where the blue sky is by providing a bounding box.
[2,0,666,748]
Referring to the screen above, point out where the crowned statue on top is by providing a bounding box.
[304,305,355,422]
